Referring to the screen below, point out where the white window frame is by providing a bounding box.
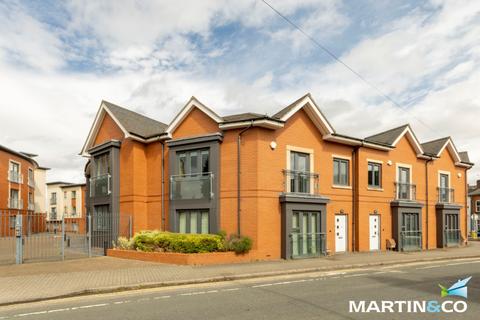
[8,160,22,183]
[395,163,413,184]
[476,200,480,213]
[286,145,315,194]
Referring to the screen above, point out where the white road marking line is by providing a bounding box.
[47,308,70,313]
[71,303,109,310]
[343,273,370,278]
[179,292,193,296]
[13,311,47,317]
[221,288,240,292]
[416,265,443,270]
[136,298,150,302]
[154,295,171,300]
[446,261,480,266]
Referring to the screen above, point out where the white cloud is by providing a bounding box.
[0,0,479,184]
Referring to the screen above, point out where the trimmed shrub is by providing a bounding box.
[224,235,253,254]
[115,237,134,250]
[131,231,225,253]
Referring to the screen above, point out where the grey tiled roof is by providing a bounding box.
[222,113,270,123]
[469,188,480,196]
[273,93,311,119]
[364,124,409,145]
[459,151,471,164]
[421,137,450,156]
[103,101,168,139]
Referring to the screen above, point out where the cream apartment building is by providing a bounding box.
[47,182,85,221]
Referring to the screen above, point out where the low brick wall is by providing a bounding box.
[107,249,257,265]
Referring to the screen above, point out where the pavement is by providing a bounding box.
[0,242,479,306]
[1,257,479,319]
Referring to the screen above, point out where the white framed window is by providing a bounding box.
[476,200,480,213]
[178,210,209,234]
[8,160,21,183]
[286,146,315,194]
[368,162,382,188]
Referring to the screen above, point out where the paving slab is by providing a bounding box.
[0,242,479,305]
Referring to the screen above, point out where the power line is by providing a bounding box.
[260,0,439,135]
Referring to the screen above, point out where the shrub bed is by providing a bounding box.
[117,231,252,254]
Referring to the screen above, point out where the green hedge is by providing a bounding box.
[129,231,252,254]
[132,231,225,253]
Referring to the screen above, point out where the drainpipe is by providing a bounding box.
[351,142,362,252]
[425,157,433,250]
[161,142,166,231]
[237,121,254,236]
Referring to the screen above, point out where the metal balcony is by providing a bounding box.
[8,171,23,184]
[394,182,416,201]
[283,170,319,196]
[8,198,23,209]
[438,187,455,204]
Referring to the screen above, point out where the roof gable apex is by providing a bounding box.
[80,101,128,156]
[391,125,424,156]
[437,138,462,163]
[166,97,222,137]
[274,94,335,136]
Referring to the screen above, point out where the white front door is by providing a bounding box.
[369,215,380,251]
[335,215,347,252]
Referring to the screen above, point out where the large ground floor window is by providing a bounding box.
[291,211,324,258]
[401,212,421,250]
[178,210,209,234]
[445,213,460,245]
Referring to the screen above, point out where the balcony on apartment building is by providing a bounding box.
[170,172,213,200]
[438,187,455,204]
[28,177,35,188]
[89,174,111,197]
[282,170,320,197]
[28,201,35,211]
[8,171,23,184]
[8,198,23,210]
[394,182,417,201]
[50,197,57,205]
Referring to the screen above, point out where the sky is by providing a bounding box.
[0,0,479,184]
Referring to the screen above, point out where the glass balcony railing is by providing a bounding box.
[8,198,23,209]
[170,172,213,201]
[394,182,416,201]
[400,231,422,251]
[8,171,22,183]
[283,170,319,195]
[90,174,111,197]
[438,187,455,204]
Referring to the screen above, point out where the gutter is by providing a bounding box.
[237,121,254,236]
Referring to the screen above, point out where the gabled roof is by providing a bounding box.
[365,124,424,156]
[102,101,168,139]
[421,137,450,156]
[421,137,462,163]
[165,96,223,137]
[272,93,335,136]
[46,181,73,186]
[81,100,168,156]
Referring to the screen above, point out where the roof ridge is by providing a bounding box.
[272,93,311,119]
[365,124,409,140]
[421,136,450,145]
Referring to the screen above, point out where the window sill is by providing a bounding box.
[367,187,384,192]
[332,185,352,190]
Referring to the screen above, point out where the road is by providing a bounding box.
[1,258,479,320]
